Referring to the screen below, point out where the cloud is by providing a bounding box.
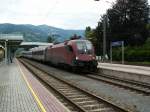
[0,0,131,29]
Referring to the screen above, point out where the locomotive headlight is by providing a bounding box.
[76,56,79,60]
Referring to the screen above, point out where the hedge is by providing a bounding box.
[112,47,150,62]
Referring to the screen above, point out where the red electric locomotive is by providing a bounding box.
[45,39,98,71]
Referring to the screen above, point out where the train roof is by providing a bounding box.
[59,39,89,44]
[70,39,90,42]
[51,39,91,48]
[30,46,48,52]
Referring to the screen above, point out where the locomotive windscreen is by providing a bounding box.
[76,41,93,54]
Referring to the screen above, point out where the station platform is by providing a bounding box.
[98,63,150,75]
[0,59,70,112]
[98,63,150,84]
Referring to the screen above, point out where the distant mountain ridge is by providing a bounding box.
[0,23,85,42]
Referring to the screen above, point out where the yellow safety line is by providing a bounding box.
[16,60,46,112]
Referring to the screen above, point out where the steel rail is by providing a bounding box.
[20,59,133,112]
[85,73,150,95]
[20,59,86,112]
[96,70,150,89]
[97,69,150,88]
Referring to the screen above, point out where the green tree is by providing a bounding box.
[107,0,149,46]
[47,35,56,43]
[85,26,92,39]
[94,21,104,55]
[85,26,96,42]
[85,25,104,55]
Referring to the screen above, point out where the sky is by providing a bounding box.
[0,0,149,29]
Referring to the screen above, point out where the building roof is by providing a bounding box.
[20,42,53,50]
[0,34,23,46]
[0,34,23,41]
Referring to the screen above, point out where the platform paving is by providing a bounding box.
[98,62,150,85]
[0,59,70,112]
[0,61,40,112]
[98,62,150,75]
[17,59,70,112]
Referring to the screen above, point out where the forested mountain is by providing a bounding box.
[0,23,84,42]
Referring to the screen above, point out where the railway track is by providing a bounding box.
[85,73,150,96]
[20,59,131,112]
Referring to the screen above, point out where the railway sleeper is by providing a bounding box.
[52,83,67,86]
[90,108,116,112]
[76,100,100,106]
[55,85,70,89]
[71,96,90,100]
[59,89,78,93]
[47,80,60,83]
[67,95,87,98]
[60,90,78,95]
[48,81,64,85]
[64,92,83,96]
[58,89,77,92]
[71,98,93,102]
[56,87,71,90]
[55,86,72,89]
[83,104,106,110]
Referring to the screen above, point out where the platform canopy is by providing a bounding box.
[21,42,52,46]
[0,34,23,46]
[0,34,23,64]
[20,42,53,49]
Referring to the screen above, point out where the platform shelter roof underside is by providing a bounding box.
[0,34,23,46]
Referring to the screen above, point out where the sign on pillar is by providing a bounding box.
[110,41,124,64]
[5,40,8,64]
